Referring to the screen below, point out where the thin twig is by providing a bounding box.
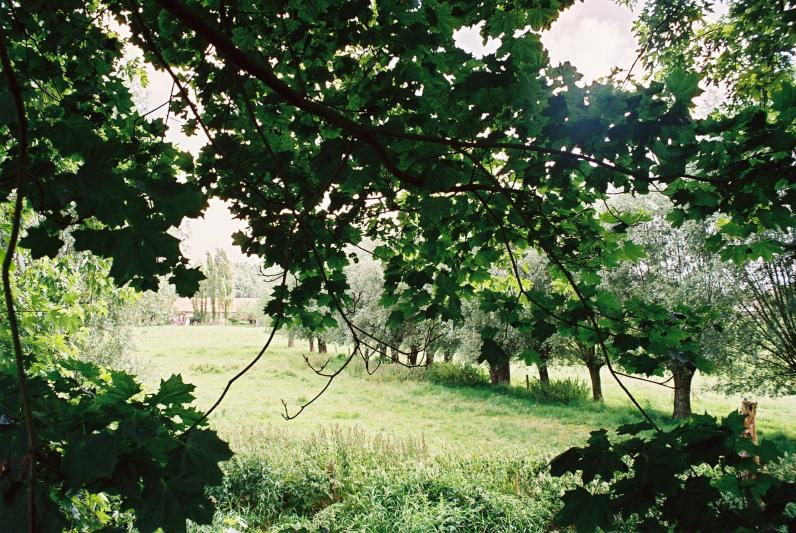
[613,370,675,389]
[186,270,287,432]
[0,29,37,532]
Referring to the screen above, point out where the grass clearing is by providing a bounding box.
[130,325,796,531]
[130,325,796,454]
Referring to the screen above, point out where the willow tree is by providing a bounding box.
[737,253,796,395]
[1,0,795,531]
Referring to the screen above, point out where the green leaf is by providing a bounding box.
[152,374,196,407]
[181,429,233,486]
[661,476,721,528]
[19,225,64,258]
[478,338,507,365]
[665,67,702,102]
[170,265,205,297]
[616,421,654,435]
[555,487,613,533]
[62,432,120,489]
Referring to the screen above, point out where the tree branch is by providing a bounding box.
[0,29,37,532]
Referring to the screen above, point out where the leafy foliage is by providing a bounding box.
[550,412,796,531]
[0,360,231,532]
[1,0,795,530]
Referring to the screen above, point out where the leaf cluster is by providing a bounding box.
[550,413,796,532]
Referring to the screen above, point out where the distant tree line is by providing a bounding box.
[288,203,795,420]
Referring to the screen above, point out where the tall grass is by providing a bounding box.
[193,426,574,533]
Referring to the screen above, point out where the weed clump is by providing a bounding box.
[523,378,590,405]
[195,427,572,532]
[425,361,490,387]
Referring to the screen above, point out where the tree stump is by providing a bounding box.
[739,398,758,445]
[738,398,759,468]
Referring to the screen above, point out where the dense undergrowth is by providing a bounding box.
[194,425,796,533]
[192,427,574,533]
[347,360,591,405]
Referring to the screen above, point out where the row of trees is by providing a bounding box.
[190,250,234,322]
[134,251,271,324]
[296,203,794,419]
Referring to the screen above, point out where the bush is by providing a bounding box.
[524,378,589,405]
[196,427,573,533]
[346,359,424,382]
[425,362,490,387]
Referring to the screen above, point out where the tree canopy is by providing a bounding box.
[1,0,795,531]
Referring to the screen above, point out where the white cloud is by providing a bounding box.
[542,0,637,83]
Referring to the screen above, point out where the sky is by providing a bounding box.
[141,0,639,264]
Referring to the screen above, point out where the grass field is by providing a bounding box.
[130,325,796,454]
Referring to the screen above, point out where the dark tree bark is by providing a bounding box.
[426,350,435,366]
[538,347,550,385]
[489,358,511,385]
[443,351,452,363]
[587,363,603,402]
[537,363,550,385]
[391,345,400,363]
[408,345,418,365]
[308,337,315,353]
[672,362,696,419]
[317,338,327,354]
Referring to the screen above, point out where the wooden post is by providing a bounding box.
[526,374,530,389]
[739,398,758,445]
[739,398,759,468]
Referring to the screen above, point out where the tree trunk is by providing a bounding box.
[538,347,550,385]
[391,345,400,363]
[287,331,295,348]
[309,337,315,353]
[408,345,418,366]
[489,358,511,385]
[537,363,550,385]
[443,351,452,363]
[587,364,603,402]
[738,399,759,467]
[672,363,696,419]
[739,399,758,445]
[426,350,435,367]
[317,338,327,354]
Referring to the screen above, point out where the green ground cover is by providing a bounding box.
[131,325,796,455]
[129,325,796,532]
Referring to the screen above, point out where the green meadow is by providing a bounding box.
[131,325,796,454]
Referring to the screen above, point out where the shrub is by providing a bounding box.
[189,363,239,374]
[197,427,572,533]
[346,359,424,382]
[425,362,490,387]
[524,378,589,405]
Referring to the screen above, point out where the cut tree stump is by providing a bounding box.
[739,398,759,445]
[738,398,760,469]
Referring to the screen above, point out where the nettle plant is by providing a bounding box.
[1,0,795,530]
